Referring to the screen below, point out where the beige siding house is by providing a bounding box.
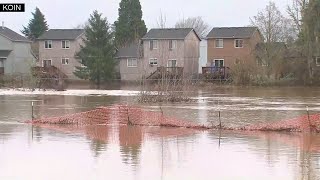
[38,29,85,79]
[0,26,36,75]
[141,28,201,78]
[117,28,201,81]
[116,43,142,81]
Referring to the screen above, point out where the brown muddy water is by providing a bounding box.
[1,87,320,180]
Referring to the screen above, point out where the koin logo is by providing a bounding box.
[0,3,25,12]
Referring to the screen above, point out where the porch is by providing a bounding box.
[202,67,230,80]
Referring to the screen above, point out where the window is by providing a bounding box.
[44,40,52,49]
[0,58,5,67]
[213,59,224,67]
[127,58,138,67]
[150,40,158,50]
[169,40,177,50]
[215,39,224,48]
[61,58,69,65]
[0,58,5,75]
[167,59,177,67]
[43,60,52,67]
[62,40,70,49]
[235,39,244,48]
[149,58,158,66]
[316,57,320,66]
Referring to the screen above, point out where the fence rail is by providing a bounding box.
[202,67,230,80]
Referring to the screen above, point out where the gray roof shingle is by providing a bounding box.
[38,29,85,40]
[206,27,258,39]
[116,43,139,58]
[0,27,30,42]
[142,28,198,40]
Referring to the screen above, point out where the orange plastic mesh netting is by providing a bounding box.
[25,104,320,133]
[26,105,209,129]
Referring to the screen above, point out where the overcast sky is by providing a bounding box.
[2,0,291,34]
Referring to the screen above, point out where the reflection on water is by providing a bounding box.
[119,126,143,167]
[85,126,109,158]
[1,87,320,179]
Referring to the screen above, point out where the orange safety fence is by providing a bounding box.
[241,113,320,133]
[25,104,320,133]
[25,105,210,129]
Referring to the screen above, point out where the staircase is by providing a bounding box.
[146,67,184,80]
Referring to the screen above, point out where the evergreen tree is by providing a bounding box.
[21,7,48,40]
[74,11,116,88]
[114,0,147,47]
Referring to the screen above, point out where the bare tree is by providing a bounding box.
[156,10,167,28]
[175,17,210,38]
[250,1,296,79]
[250,1,296,43]
[287,0,308,34]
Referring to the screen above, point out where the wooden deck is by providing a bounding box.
[202,67,230,80]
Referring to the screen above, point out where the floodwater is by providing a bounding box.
[1,86,320,180]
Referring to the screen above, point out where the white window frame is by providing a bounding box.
[42,59,52,67]
[316,57,320,66]
[234,39,244,48]
[127,58,138,67]
[149,58,158,66]
[167,59,177,67]
[215,39,224,48]
[61,58,69,65]
[62,40,70,49]
[169,40,177,50]
[150,40,158,50]
[44,40,52,49]
[213,59,224,67]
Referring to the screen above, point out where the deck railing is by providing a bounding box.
[202,67,230,79]
[157,67,184,75]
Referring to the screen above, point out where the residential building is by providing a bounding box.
[206,27,263,68]
[37,29,85,79]
[0,25,36,75]
[141,28,201,78]
[199,39,207,74]
[116,43,142,81]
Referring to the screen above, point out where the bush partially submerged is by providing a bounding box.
[138,78,195,103]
